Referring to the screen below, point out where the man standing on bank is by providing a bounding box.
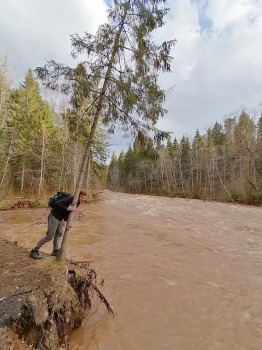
[30,191,87,259]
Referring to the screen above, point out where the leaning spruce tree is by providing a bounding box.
[36,0,176,260]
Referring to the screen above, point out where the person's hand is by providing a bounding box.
[67,204,76,211]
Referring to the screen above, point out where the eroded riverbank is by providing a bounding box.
[1,191,262,349]
[0,239,91,349]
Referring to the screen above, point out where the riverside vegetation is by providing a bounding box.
[0,61,261,205]
[108,110,262,205]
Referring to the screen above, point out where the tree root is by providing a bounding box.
[69,260,114,316]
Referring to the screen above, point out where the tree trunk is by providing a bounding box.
[0,141,12,190]
[86,153,91,191]
[58,7,128,260]
[215,156,232,200]
[59,137,67,191]
[38,129,46,194]
[20,155,26,194]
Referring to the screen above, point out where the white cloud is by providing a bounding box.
[0,0,261,154]
[204,0,260,33]
[0,0,107,78]
[156,0,262,140]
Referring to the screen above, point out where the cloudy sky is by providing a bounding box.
[1,0,262,155]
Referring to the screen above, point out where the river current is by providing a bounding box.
[1,191,262,349]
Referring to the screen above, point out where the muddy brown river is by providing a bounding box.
[1,191,262,349]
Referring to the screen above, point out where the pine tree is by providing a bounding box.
[107,151,119,188]
[9,70,55,193]
[36,0,175,259]
[256,115,262,194]
[257,114,262,146]
[61,63,108,191]
[234,111,258,202]
[179,135,191,194]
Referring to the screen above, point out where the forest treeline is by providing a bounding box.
[107,111,262,205]
[1,57,262,205]
[0,59,108,198]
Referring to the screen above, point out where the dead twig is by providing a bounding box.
[69,260,114,316]
[91,283,114,316]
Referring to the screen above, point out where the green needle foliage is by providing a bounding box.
[36,0,176,140]
[36,0,176,260]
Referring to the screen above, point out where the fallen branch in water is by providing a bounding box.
[69,260,114,316]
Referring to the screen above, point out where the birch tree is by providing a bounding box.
[0,57,14,194]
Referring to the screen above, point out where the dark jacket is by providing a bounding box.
[51,195,79,221]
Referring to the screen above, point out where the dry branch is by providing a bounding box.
[69,260,114,316]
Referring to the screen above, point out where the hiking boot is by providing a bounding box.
[51,249,59,257]
[29,249,42,259]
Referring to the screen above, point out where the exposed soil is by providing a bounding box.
[0,239,90,350]
[0,196,113,349]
